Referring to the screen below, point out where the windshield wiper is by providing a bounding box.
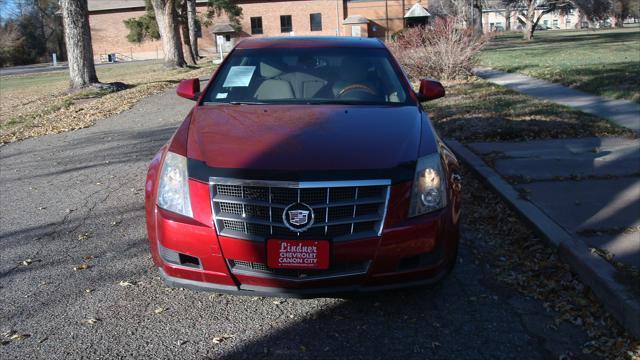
[202,101,268,105]
[304,100,381,105]
[228,101,268,105]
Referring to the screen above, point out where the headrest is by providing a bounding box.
[260,59,285,78]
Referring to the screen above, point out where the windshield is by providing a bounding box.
[202,47,412,105]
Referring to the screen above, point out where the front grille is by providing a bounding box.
[228,259,370,280]
[210,178,390,242]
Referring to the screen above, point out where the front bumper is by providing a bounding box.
[159,261,453,298]
[146,181,460,297]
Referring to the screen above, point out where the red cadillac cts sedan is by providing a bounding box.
[145,37,462,297]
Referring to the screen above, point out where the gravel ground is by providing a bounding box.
[0,87,627,359]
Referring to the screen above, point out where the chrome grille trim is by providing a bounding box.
[210,178,391,242]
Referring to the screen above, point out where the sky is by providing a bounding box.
[1,0,25,20]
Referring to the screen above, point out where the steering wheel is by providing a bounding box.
[338,83,377,97]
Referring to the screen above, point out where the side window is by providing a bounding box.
[251,17,263,35]
[280,15,292,33]
[310,13,322,31]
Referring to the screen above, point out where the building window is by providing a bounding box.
[280,15,293,33]
[251,17,263,35]
[552,19,558,27]
[310,13,322,31]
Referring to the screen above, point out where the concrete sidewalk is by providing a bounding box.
[447,137,640,338]
[469,137,640,269]
[474,68,640,132]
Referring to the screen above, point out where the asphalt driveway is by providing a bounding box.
[0,87,595,359]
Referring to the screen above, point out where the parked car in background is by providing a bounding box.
[145,37,462,297]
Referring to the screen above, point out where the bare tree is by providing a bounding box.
[506,0,611,39]
[521,0,556,39]
[610,0,630,27]
[507,0,571,39]
[59,0,99,89]
[472,0,484,34]
[151,0,186,68]
[180,0,196,65]
[504,2,515,30]
[187,0,198,59]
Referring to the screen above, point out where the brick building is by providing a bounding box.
[87,0,431,61]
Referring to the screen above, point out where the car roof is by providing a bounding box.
[234,36,386,49]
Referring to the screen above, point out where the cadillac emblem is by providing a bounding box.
[283,202,314,232]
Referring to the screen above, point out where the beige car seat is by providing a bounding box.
[254,60,295,100]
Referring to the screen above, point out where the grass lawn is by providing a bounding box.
[424,78,635,142]
[0,60,216,143]
[480,26,640,102]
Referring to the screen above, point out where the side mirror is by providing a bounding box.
[417,79,445,102]
[177,78,200,101]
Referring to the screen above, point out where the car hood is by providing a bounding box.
[187,104,435,171]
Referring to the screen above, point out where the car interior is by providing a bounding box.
[204,51,408,104]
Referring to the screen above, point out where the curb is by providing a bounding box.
[446,139,640,339]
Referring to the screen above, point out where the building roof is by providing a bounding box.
[404,3,431,18]
[211,24,235,33]
[342,15,369,25]
[235,37,385,50]
[88,0,207,12]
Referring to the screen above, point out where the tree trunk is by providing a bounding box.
[522,0,537,40]
[472,0,483,35]
[505,10,512,31]
[613,16,625,27]
[180,0,196,65]
[151,0,186,68]
[59,0,99,89]
[187,0,198,59]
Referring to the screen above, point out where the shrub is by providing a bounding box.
[387,17,491,82]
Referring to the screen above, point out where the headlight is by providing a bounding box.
[157,152,193,217]
[409,153,447,217]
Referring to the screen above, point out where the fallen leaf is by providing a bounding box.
[77,233,91,241]
[21,259,33,266]
[2,330,16,338]
[154,307,167,314]
[10,333,30,341]
[85,318,100,325]
[212,334,234,344]
[85,288,93,293]
[73,264,90,271]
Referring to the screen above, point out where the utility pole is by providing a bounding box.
[336,0,341,36]
[385,0,389,40]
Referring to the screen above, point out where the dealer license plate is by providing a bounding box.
[266,239,329,270]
